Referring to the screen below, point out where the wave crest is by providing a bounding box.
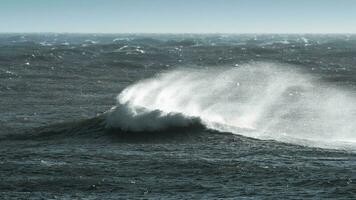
[105,103,202,132]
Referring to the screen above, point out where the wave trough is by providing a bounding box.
[106,62,356,149]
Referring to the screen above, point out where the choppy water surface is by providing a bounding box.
[1,34,356,199]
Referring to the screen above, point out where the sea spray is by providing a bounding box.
[106,62,356,148]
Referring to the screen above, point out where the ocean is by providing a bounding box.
[1,33,356,199]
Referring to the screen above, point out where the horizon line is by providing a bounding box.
[0,32,356,35]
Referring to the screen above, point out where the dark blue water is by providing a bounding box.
[1,34,356,199]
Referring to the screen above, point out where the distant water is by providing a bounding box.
[1,34,356,199]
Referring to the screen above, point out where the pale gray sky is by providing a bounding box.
[1,0,356,33]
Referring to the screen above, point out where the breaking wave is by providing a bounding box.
[105,62,356,149]
[105,103,202,132]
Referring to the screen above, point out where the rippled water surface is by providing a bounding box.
[1,34,356,199]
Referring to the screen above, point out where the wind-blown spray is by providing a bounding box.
[106,62,356,148]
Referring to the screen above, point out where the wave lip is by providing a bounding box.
[105,103,203,132]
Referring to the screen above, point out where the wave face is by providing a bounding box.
[106,62,356,148]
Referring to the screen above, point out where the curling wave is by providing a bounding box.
[105,62,356,149]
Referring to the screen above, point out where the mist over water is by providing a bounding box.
[107,62,356,149]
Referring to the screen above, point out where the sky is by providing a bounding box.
[1,0,356,33]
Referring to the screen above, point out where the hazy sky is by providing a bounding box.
[1,0,356,33]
